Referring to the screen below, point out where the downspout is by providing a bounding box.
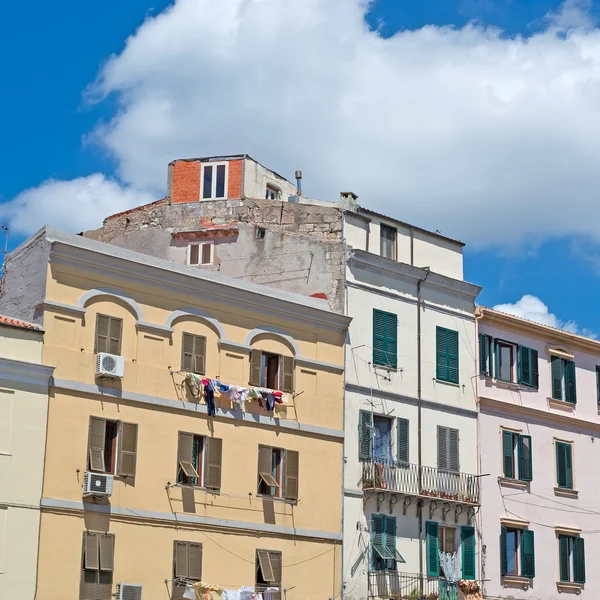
[341,209,348,600]
[417,267,431,592]
[410,227,415,266]
[474,308,484,596]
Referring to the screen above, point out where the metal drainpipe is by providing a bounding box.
[417,268,431,593]
[410,227,415,266]
[340,209,348,600]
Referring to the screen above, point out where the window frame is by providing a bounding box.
[177,433,205,487]
[559,534,585,584]
[181,332,207,375]
[265,184,280,200]
[258,446,284,497]
[80,532,114,600]
[497,340,516,383]
[555,440,574,490]
[439,526,456,554]
[200,162,228,200]
[372,414,394,463]
[436,326,459,384]
[94,313,123,356]
[501,429,533,482]
[551,356,577,403]
[372,309,398,370]
[256,549,282,599]
[188,241,214,266]
[379,223,397,260]
[88,417,120,475]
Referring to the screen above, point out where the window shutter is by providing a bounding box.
[518,435,533,482]
[449,428,459,473]
[385,516,397,565]
[386,312,398,369]
[573,537,585,584]
[447,329,459,384]
[194,336,206,376]
[479,334,488,375]
[99,534,114,572]
[559,535,570,582]
[182,333,195,372]
[596,366,600,404]
[281,356,294,393]
[84,532,100,570]
[188,543,203,580]
[521,530,535,579]
[257,549,275,582]
[80,571,97,600]
[500,527,508,576]
[565,360,577,404]
[494,339,500,381]
[551,356,563,400]
[249,349,262,386]
[117,422,138,478]
[178,432,199,479]
[502,431,514,479]
[283,450,299,501]
[95,315,109,354]
[461,526,476,580]
[201,243,212,265]
[202,437,221,490]
[109,317,122,356]
[359,410,373,461]
[189,244,200,265]
[531,349,539,388]
[174,541,189,578]
[565,443,573,490]
[426,521,439,577]
[397,418,409,464]
[88,417,106,472]
[371,514,386,569]
[258,445,273,488]
[373,309,386,366]
[438,427,449,471]
[556,442,573,489]
[436,327,448,381]
[270,551,282,587]
[518,346,529,385]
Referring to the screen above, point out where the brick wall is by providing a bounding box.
[228,159,243,199]
[170,160,201,204]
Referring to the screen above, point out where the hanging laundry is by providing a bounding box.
[185,373,203,398]
[248,388,262,400]
[183,585,197,599]
[272,391,284,404]
[236,387,249,407]
[262,588,279,600]
[264,392,275,411]
[203,379,216,417]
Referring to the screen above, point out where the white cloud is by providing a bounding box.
[493,294,597,338]
[0,175,153,236]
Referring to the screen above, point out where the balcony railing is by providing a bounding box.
[368,571,460,600]
[362,460,480,504]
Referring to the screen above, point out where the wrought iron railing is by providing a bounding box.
[368,571,460,600]
[362,460,480,504]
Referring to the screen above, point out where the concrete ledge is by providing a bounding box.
[556,581,583,594]
[503,576,531,589]
[554,487,579,499]
[498,478,528,490]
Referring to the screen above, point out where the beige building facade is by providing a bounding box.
[0,227,349,600]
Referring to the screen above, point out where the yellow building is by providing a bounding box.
[0,227,350,600]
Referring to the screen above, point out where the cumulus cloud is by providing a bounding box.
[493,294,597,338]
[0,175,153,236]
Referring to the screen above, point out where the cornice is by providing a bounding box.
[0,357,54,388]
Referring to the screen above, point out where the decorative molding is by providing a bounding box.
[556,581,583,594]
[136,322,174,336]
[295,357,344,374]
[498,478,528,490]
[343,488,364,498]
[0,357,55,388]
[77,288,144,321]
[500,517,530,528]
[548,347,575,360]
[218,340,253,354]
[40,300,86,317]
[245,327,300,356]
[165,308,226,339]
[555,525,582,536]
[548,397,576,412]
[554,487,579,499]
[502,576,530,589]
[52,378,344,440]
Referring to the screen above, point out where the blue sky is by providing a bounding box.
[2,0,600,335]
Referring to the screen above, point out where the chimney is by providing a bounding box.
[339,191,358,211]
[295,170,303,196]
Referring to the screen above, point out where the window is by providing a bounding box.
[479,334,493,377]
[555,441,574,490]
[439,526,456,554]
[79,532,114,600]
[94,314,122,356]
[257,445,299,501]
[500,527,535,579]
[87,417,138,477]
[255,226,266,239]
[380,224,397,260]
[518,346,539,388]
[201,163,227,199]
[359,412,409,464]
[256,550,282,600]
[501,430,533,482]
[265,185,279,200]
[559,535,585,584]
[497,341,516,382]
[188,242,213,266]
[426,523,476,580]
[173,541,203,600]
[438,426,459,473]
[478,335,539,388]
[372,415,393,462]
[372,309,397,369]
[177,432,222,490]
[551,357,577,403]
[181,333,206,375]
[249,349,294,393]
[371,514,405,571]
[436,327,459,384]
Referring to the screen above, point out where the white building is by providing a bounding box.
[0,316,54,599]
[342,210,481,600]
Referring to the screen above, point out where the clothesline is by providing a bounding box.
[175,579,283,600]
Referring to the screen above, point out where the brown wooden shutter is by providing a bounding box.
[84,532,100,570]
[281,357,294,393]
[99,534,114,572]
[178,432,199,478]
[174,541,189,578]
[79,571,97,600]
[189,244,200,265]
[182,333,194,372]
[201,243,212,265]
[283,450,299,501]
[205,437,222,490]
[194,336,206,375]
[109,317,123,356]
[250,349,262,386]
[188,543,203,580]
[117,422,138,478]
[257,549,275,582]
[95,315,109,354]
[258,445,278,487]
[88,417,106,472]
[270,551,282,586]
[97,576,112,600]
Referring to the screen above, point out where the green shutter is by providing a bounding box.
[556,442,573,490]
[461,526,476,580]
[521,530,535,579]
[551,357,564,400]
[500,527,508,576]
[519,346,538,388]
[397,418,409,464]
[436,327,447,381]
[436,327,459,384]
[518,435,533,482]
[559,535,570,582]
[565,360,577,404]
[426,521,439,577]
[371,514,385,570]
[596,366,600,404]
[494,339,500,381]
[359,410,373,461]
[531,349,539,388]
[447,329,459,384]
[502,431,514,479]
[373,310,397,369]
[573,537,585,584]
[373,310,386,367]
[479,334,489,376]
[385,516,404,565]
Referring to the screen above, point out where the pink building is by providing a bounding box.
[477,307,600,599]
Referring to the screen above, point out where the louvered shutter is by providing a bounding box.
[518,346,529,385]
[97,574,112,600]
[258,445,275,488]
[461,526,476,580]
[117,422,138,478]
[559,535,570,582]
[386,312,398,369]
[447,329,459,384]
[373,309,386,366]
[596,366,600,404]
[574,537,585,584]
[436,327,447,381]
[257,549,275,582]
[88,417,106,472]
[502,430,514,479]
[518,435,533,482]
[556,442,573,489]
[99,534,114,572]
[565,360,577,404]
[531,349,539,388]
[84,533,100,570]
[80,571,97,600]
[281,356,294,393]
[178,432,199,479]
[385,516,401,565]
[182,334,195,372]
[500,527,508,576]
[205,437,222,490]
[174,541,189,578]
[521,530,535,578]
[201,243,212,265]
[194,336,206,376]
[109,317,122,356]
[551,357,563,400]
[564,443,573,489]
[371,514,386,568]
[397,418,409,464]
[479,334,488,375]
[449,428,459,472]
[283,450,299,501]
[270,551,282,586]
[438,427,449,471]
[359,410,373,461]
[249,349,262,386]
[188,543,203,580]
[189,244,200,265]
[95,315,109,354]
[426,521,439,576]
[494,339,500,381]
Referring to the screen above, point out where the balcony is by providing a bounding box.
[368,571,462,599]
[362,460,480,505]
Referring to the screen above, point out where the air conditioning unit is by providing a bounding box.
[83,472,114,497]
[96,353,125,379]
[116,583,143,600]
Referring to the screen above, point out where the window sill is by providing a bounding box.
[556,581,584,593]
[256,494,296,505]
[435,378,460,388]
[503,575,531,589]
[373,364,397,373]
[495,379,521,390]
[554,487,579,499]
[548,397,576,411]
[498,477,529,489]
[176,483,220,496]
